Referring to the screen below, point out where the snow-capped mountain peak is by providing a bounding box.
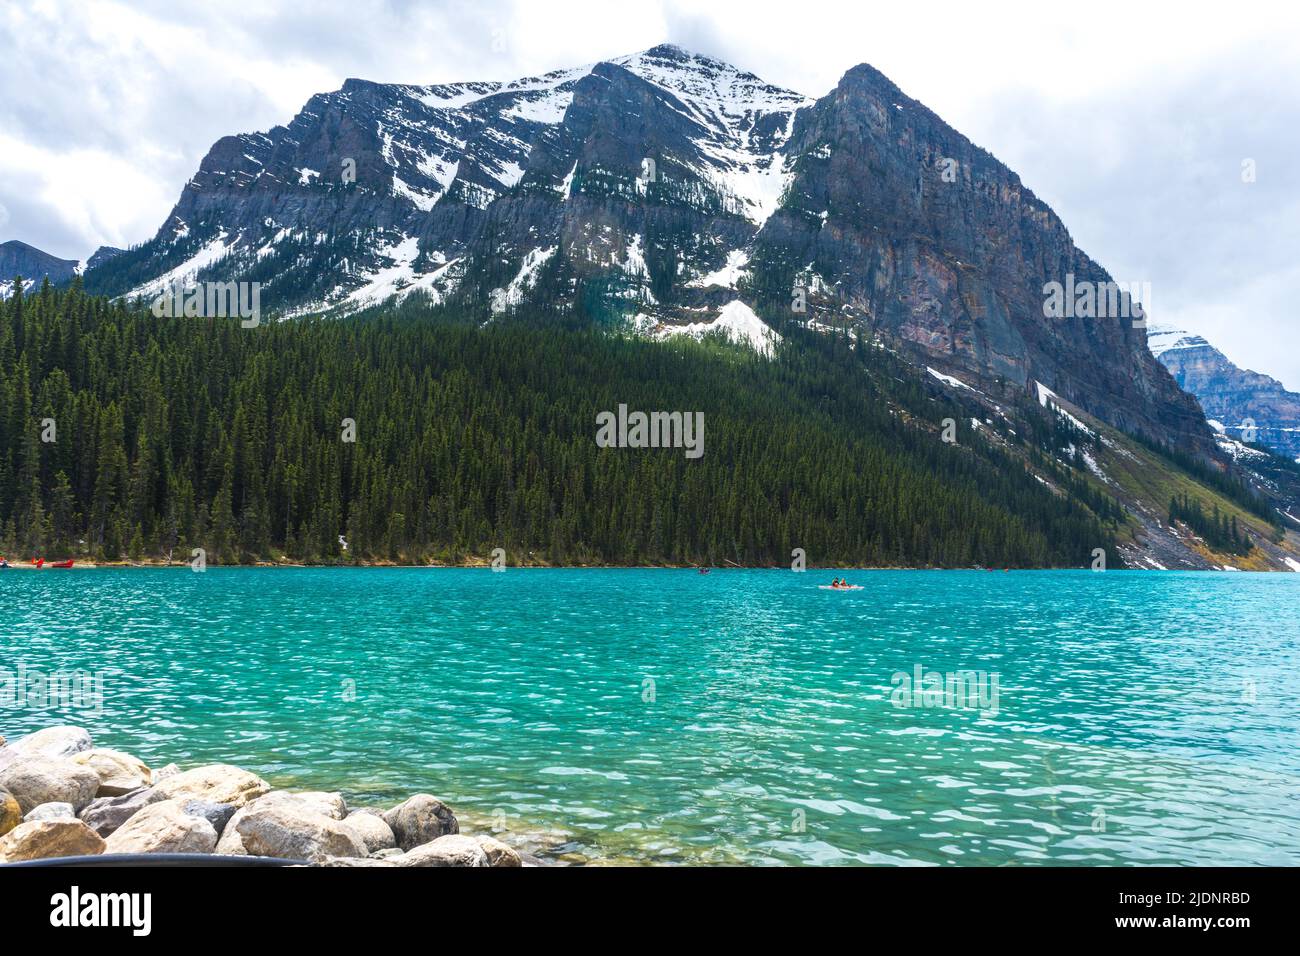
[82,45,1211,461]
[1146,324,1210,358]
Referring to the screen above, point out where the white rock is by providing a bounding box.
[152,764,270,808]
[23,801,75,822]
[215,791,347,855]
[0,818,106,862]
[340,809,397,853]
[0,755,102,814]
[476,834,523,867]
[396,834,489,867]
[104,799,219,855]
[383,794,459,850]
[10,726,93,760]
[235,801,367,863]
[72,749,152,797]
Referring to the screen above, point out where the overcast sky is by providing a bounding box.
[2,0,1297,387]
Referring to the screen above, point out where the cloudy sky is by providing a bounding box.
[3,0,1298,386]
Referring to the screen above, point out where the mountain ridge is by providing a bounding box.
[80,45,1207,460]
[0,239,79,292]
[1149,325,1300,461]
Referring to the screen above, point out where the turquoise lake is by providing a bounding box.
[2,568,1298,865]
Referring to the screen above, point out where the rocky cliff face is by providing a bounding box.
[1149,326,1300,460]
[750,63,1209,453]
[81,44,1211,455]
[0,239,78,292]
[85,246,124,270]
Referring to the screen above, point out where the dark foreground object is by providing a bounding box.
[4,852,303,867]
[0,863,1277,942]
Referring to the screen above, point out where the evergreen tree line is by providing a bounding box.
[1169,493,1252,556]
[0,277,1119,567]
[1131,429,1276,525]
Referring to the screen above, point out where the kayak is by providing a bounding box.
[50,559,74,569]
[819,585,863,590]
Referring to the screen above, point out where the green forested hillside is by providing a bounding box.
[0,278,1120,567]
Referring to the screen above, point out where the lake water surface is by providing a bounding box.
[2,568,1297,865]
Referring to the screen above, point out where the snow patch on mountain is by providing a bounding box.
[392,175,441,211]
[128,232,234,300]
[612,46,811,226]
[927,367,973,391]
[655,300,781,357]
[504,245,557,305]
[1215,434,1269,462]
[1036,382,1096,437]
[502,89,575,125]
[343,235,422,308]
[688,250,749,289]
[557,162,578,198]
[1146,324,1207,358]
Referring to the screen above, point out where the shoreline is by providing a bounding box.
[0,725,529,867]
[3,560,1293,572]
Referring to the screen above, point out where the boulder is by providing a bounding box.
[279,791,347,820]
[180,799,237,837]
[9,726,93,760]
[382,794,459,851]
[234,801,367,863]
[215,824,246,855]
[314,856,396,867]
[340,809,397,853]
[0,754,101,813]
[214,791,347,855]
[476,835,523,867]
[395,834,488,867]
[23,801,75,822]
[0,818,106,862]
[79,787,166,838]
[371,846,404,860]
[152,763,181,782]
[152,764,270,808]
[0,788,21,836]
[104,799,218,855]
[72,749,151,797]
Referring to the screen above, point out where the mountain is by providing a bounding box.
[83,45,1208,457]
[1148,325,1300,461]
[86,245,125,271]
[0,239,78,291]
[9,31,1299,573]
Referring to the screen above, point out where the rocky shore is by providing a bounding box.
[0,726,523,867]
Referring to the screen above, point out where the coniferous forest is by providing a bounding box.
[0,277,1120,567]
[1169,493,1253,556]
